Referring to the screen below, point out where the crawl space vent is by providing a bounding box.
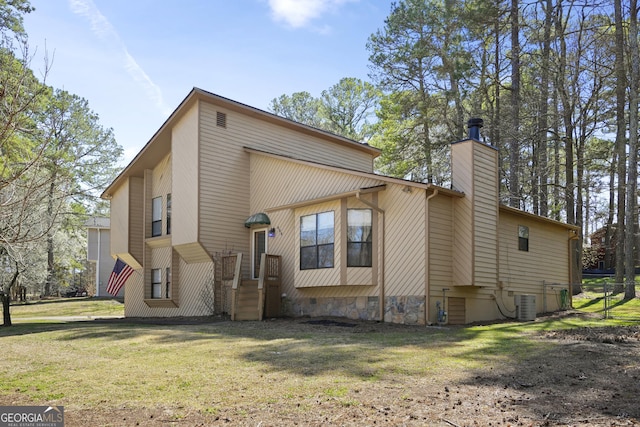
[216,111,227,128]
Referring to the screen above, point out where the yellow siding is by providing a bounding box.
[451,140,499,288]
[428,195,453,289]
[172,102,199,248]
[498,210,571,313]
[110,179,129,258]
[128,177,144,266]
[125,259,214,317]
[472,144,498,287]
[199,102,251,277]
[250,153,430,305]
[202,102,374,173]
[380,185,426,297]
[249,154,383,211]
[249,153,384,301]
[110,177,144,268]
[152,154,172,218]
[451,142,473,286]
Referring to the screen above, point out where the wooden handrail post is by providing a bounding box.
[257,253,267,320]
[230,253,243,321]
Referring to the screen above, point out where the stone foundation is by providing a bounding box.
[284,296,380,321]
[282,295,426,325]
[384,296,426,325]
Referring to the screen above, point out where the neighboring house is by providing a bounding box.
[101,88,580,325]
[85,217,118,297]
[585,225,616,271]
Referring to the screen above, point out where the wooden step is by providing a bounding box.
[233,280,260,321]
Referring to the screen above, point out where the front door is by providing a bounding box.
[251,228,268,279]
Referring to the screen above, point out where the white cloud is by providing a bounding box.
[267,0,356,29]
[68,0,171,115]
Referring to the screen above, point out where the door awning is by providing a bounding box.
[244,212,271,228]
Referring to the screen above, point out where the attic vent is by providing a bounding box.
[216,111,227,128]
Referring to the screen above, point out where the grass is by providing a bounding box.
[574,281,640,320]
[9,298,124,320]
[0,298,638,424]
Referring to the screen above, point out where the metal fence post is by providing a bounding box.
[603,282,608,319]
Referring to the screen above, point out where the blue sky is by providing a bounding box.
[23,0,392,164]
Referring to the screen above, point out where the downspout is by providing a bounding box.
[356,192,385,322]
[96,228,101,297]
[568,230,580,307]
[425,189,439,325]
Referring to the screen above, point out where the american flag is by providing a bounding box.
[106,258,133,296]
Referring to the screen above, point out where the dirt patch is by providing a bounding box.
[19,313,640,426]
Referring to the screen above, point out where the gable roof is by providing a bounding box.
[102,87,381,199]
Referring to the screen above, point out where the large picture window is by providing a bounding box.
[300,211,334,270]
[347,209,372,267]
[152,196,162,237]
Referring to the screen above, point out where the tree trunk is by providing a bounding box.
[1,267,19,327]
[605,152,616,269]
[614,0,627,288]
[624,0,639,299]
[556,18,575,226]
[1,293,10,327]
[552,90,561,222]
[537,0,552,218]
[45,177,56,297]
[509,0,521,208]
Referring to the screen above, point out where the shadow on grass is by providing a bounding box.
[573,296,605,310]
[2,313,639,423]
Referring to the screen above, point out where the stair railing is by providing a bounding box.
[229,253,243,321]
[257,253,267,321]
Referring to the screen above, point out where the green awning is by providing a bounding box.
[244,212,271,228]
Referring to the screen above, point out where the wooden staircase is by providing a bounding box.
[223,253,282,321]
[234,280,260,320]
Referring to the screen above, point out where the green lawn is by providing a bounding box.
[1,298,638,425]
[9,298,124,320]
[574,281,640,320]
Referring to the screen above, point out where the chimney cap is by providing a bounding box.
[467,118,483,140]
[467,118,484,129]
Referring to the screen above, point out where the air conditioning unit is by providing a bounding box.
[514,294,536,321]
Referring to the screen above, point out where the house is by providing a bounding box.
[101,88,579,325]
[85,217,118,297]
[584,225,616,272]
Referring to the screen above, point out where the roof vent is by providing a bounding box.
[467,118,483,141]
[216,111,227,128]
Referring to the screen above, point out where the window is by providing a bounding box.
[300,211,334,270]
[152,197,162,237]
[151,268,162,298]
[165,267,171,299]
[347,209,372,267]
[166,194,172,235]
[518,225,529,251]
